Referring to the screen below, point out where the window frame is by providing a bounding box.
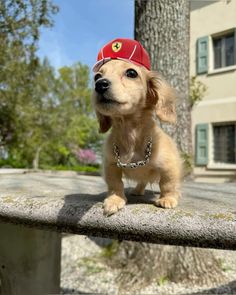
[212,32,235,69]
[196,28,236,75]
[208,122,236,169]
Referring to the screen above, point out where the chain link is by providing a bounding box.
[113,138,152,169]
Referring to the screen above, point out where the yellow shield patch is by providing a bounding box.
[112,42,122,52]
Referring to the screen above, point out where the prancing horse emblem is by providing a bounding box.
[112,42,122,52]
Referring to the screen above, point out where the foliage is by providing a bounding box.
[218,258,233,272]
[0,60,102,169]
[0,0,58,43]
[0,0,102,170]
[0,0,58,144]
[157,276,168,286]
[181,152,194,176]
[0,0,58,166]
[189,76,207,108]
[76,149,97,165]
[101,240,120,258]
[78,257,105,275]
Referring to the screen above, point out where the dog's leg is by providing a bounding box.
[131,182,147,196]
[103,163,127,216]
[154,168,180,209]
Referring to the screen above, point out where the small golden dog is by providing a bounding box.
[92,39,182,216]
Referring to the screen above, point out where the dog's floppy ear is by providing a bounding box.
[147,71,176,124]
[96,111,112,133]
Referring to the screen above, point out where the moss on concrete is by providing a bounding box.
[2,196,15,203]
[170,209,194,220]
[207,212,235,222]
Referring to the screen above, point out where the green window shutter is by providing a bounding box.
[195,124,209,166]
[196,36,208,74]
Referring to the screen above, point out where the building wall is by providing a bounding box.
[190,0,236,100]
[190,0,236,182]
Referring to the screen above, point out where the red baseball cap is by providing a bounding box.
[93,38,151,72]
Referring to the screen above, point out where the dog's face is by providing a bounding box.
[92,59,176,133]
[93,60,148,116]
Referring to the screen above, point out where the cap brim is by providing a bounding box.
[93,57,147,72]
[92,58,111,72]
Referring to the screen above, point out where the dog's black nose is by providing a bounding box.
[95,78,110,94]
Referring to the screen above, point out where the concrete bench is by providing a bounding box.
[0,172,235,294]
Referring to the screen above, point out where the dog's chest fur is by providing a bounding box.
[119,148,160,184]
[122,163,160,184]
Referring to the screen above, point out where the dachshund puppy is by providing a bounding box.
[92,38,182,216]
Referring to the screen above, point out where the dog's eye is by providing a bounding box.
[94,73,102,82]
[126,69,138,78]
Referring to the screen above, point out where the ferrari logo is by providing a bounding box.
[112,42,122,52]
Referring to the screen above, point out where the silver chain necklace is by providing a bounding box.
[113,138,152,169]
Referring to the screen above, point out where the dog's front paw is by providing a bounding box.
[103,195,127,216]
[154,196,178,209]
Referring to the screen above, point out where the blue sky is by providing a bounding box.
[38,0,134,71]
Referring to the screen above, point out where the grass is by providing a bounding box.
[100,240,120,258]
[0,160,101,174]
[218,258,233,272]
[78,257,105,275]
[157,276,169,286]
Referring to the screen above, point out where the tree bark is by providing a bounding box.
[135,0,192,155]
[106,242,225,292]
[102,1,225,292]
[32,146,42,170]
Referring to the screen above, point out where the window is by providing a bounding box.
[213,33,235,69]
[213,123,236,164]
[196,29,236,74]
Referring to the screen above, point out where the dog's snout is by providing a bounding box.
[95,78,111,94]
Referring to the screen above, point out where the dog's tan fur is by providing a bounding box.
[93,60,182,216]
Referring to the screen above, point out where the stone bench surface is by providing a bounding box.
[0,172,235,250]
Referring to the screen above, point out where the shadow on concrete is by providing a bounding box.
[61,280,236,295]
[61,287,104,294]
[87,189,159,247]
[56,192,105,234]
[56,188,160,235]
[126,188,159,205]
[185,279,236,295]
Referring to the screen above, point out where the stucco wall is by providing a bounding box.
[190,1,236,180]
[190,0,236,101]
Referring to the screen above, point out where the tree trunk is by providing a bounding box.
[135,0,192,155]
[105,242,225,292]
[32,146,42,170]
[102,0,225,292]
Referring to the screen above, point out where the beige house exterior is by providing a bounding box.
[190,0,236,182]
